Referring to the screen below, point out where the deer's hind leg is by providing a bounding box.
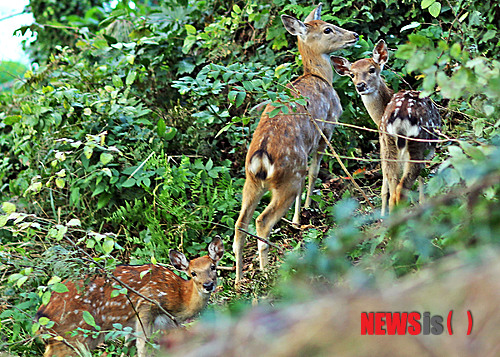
[255,178,302,269]
[395,140,426,206]
[234,178,266,284]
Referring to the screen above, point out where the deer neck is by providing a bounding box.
[298,42,333,86]
[178,279,210,320]
[361,81,393,128]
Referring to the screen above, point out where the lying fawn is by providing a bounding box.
[332,40,441,215]
[36,237,224,357]
[233,3,358,284]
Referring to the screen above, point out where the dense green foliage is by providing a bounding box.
[0,0,499,355]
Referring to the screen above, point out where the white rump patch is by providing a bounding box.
[248,154,274,179]
[386,117,421,138]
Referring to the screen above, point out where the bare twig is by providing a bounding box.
[0,12,26,22]
[237,227,284,253]
[309,116,375,209]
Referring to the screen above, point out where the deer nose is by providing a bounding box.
[353,32,359,41]
[356,82,367,93]
[203,282,215,292]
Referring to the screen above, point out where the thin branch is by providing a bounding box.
[308,115,375,209]
[237,227,284,253]
[317,119,459,144]
[0,12,26,22]
[319,151,434,164]
[126,152,155,181]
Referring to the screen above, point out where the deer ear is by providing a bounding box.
[169,250,189,272]
[373,39,389,69]
[304,3,322,22]
[208,236,224,262]
[281,15,307,38]
[331,56,352,76]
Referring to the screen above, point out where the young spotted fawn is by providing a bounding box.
[332,40,441,215]
[36,237,224,357]
[233,3,358,284]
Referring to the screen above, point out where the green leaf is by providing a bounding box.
[55,178,65,189]
[268,107,282,118]
[157,117,166,137]
[86,238,96,249]
[206,158,214,171]
[233,4,242,14]
[84,146,93,159]
[235,91,246,108]
[112,75,123,87]
[480,29,496,44]
[56,169,66,178]
[182,35,197,54]
[208,169,219,178]
[92,183,105,197]
[8,273,23,284]
[42,291,52,306]
[458,11,469,23]
[126,71,137,86]
[400,22,421,32]
[164,127,177,140]
[242,81,254,91]
[83,311,97,328]
[421,0,435,9]
[16,276,29,288]
[185,24,197,35]
[228,90,238,103]
[103,237,114,254]
[459,142,486,161]
[100,153,113,165]
[38,317,51,326]
[51,283,69,293]
[428,2,441,17]
[1,202,16,214]
[31,322,40,335]
[0,215,8,228]
[47,276,62,285]
[97,194,111,209]
[177,60,195,74]
[122,178,136,188]
[450,43,461,59]
[3,115,21,125]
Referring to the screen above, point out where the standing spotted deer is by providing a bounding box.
[332,40,441,215]
[36,237,224,357]
[233,3,358,284]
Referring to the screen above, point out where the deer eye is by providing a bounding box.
[191,271,197,277]
[323,27,332,34]
[211,265,216,271]
[369,67,376,74]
